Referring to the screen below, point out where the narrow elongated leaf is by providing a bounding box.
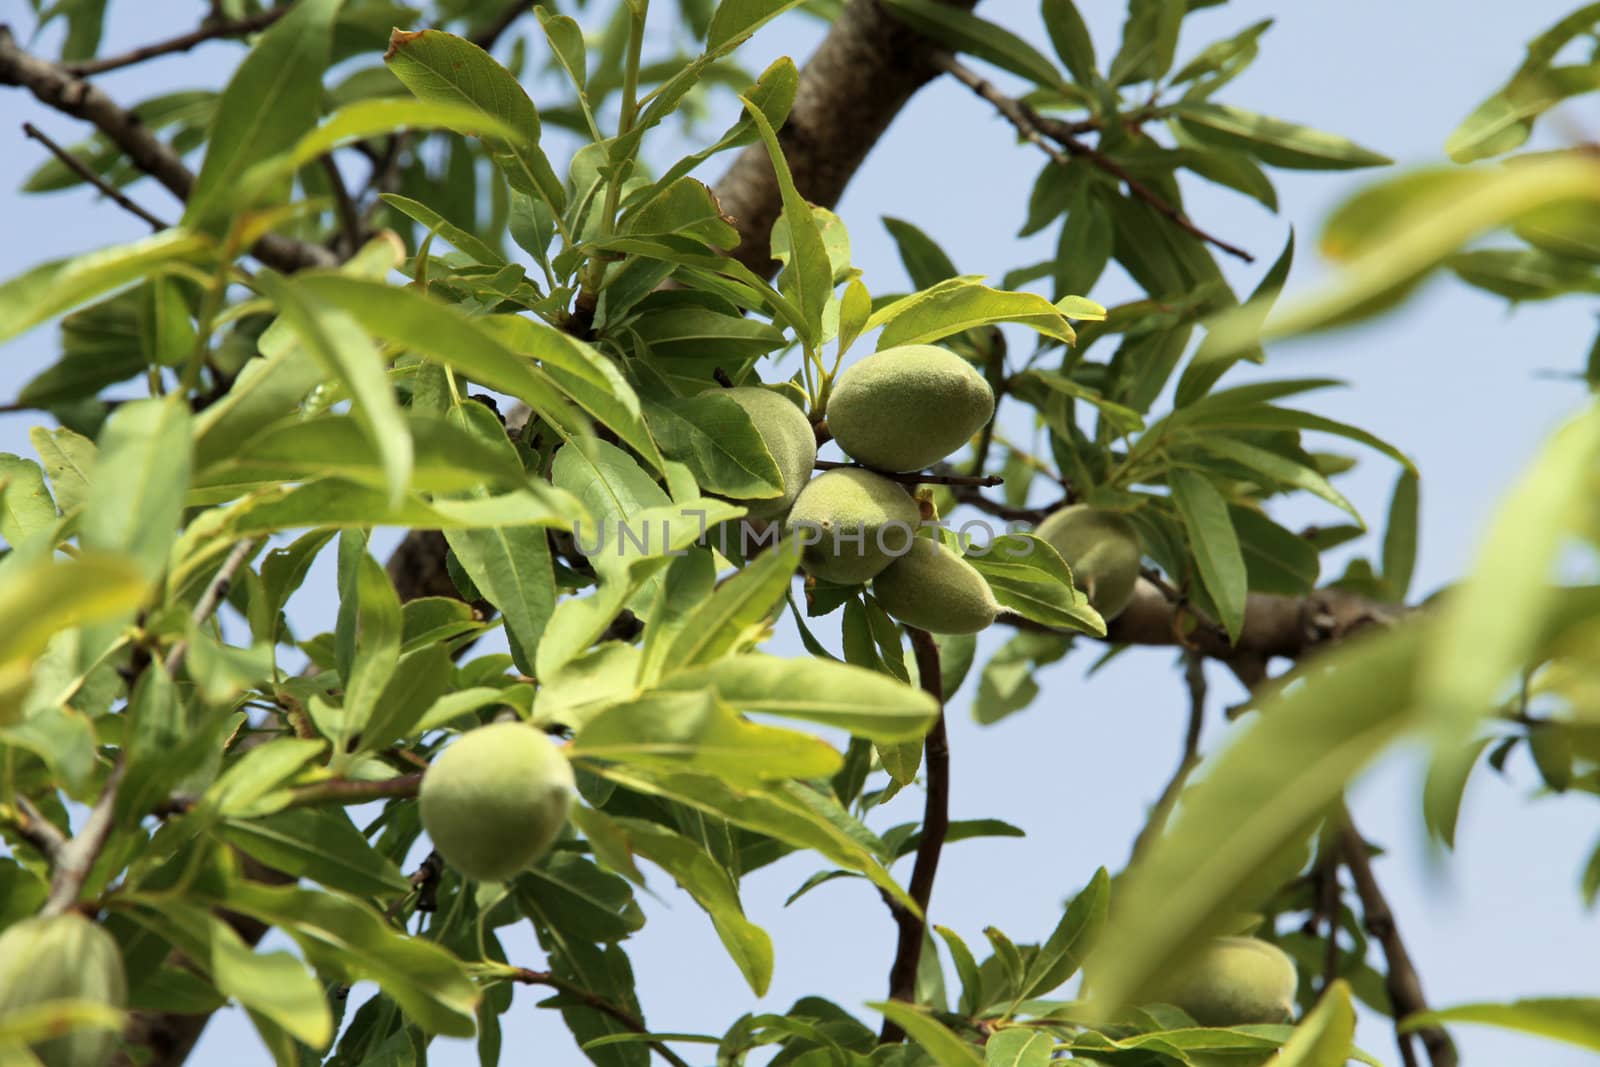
[1402,998,1600,1052]
[655,653,938,740]
[1170,470,1247,642]
[0,231,211,342]
[872,278,1098,349]
[218,809,409,900]
[740,95,830,345]
[1449,64,1600,163]
[1382,469,1420,601]
[707,0,806,54]
[1021,867,1109,999]
[880,0,1065,90]
[253,272,411,504]
[573,689,841,784]
[869,1003,984,1067]
[663,541,800,669]
[643,392,783,499]
[1176,102,1391,170]
[1277,980,1357,1066]
[1041,0,1097,86]
[185,0,340,224]
[332,532,402,757]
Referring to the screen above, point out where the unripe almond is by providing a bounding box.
[826,345,994,472]
[1034,504,1143,620]
[0,913,127,1067]
[1150,936,1299,1027]
[721,386,817,519]
[872,538,999,634]
[420,722,575,882]
[785,469,921,585]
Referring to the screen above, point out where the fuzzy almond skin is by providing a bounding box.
[420,722,576,882]
[872,538,999,634]
[0,913,127,1067]
[786,468,921,584]
[826,345,995,472]
[723,387,817,519]
[1151,937,1299,1027]
[1035,505,1143,621]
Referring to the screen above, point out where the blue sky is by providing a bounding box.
[1,2,1597,1064]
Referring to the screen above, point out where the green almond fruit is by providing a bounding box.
[872,537,999,634]
[786,468,921,585]
[1150,936,1299,1027]
[0,913,127,1067]
[722,386,817,519]
[1034,504,1143,620]
[420,721,576,882]
[826,344,995,472]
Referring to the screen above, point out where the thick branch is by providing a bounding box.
[712,0,979,278]
[933,53,1253,264]
[0,25,335,273]
[1340,819,1458,1067]
[62,7,289,77]
[879,627,950,1043]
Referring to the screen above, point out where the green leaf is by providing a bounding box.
[965,534,1106,636]
[80,398,191,582]
[30,426,95,514]
[0,554,145,696]
[1196,435,1360,522]
[1020,867,1109,999]
[643,392,783,499]
[872,277,1098,349]
[1169,469,1247,643]
[379,192,506,265]
[1423,735,1493,849]
[332,532,402,760]
[879,0,1065,90]
[706,0,806,53]
[883,217,959,290]
[1177,230,1295,405]
[1402,998,1600,1052]
[1277,979,1356,1066]
[208,878,480,1038]
[1041,0,1097,86]
[609,816,774,995]
[869,1002,983,1067]
[1421,403,1600,739]
[252,272,412,504]
[1382,469,1420,601]
[1109,0,1183,86]
[208,479,583,539]
[288,97,526,172]
[984,1028,1054,1067]
[1176,102,1391,170]
[217,809,409,900]
[655,653,939,741]
[623,178,740,248]
[662,540,800,669]
[1449,64,1600,163]
[739,95,831,346]
[573,689,841,784]
[517,852,645,944]
[205,737,325,818]
[0,230,211,343]
[385,28,566,213]
[1086,623,1425,1020]
[0,455,55,548]
[184,0,340,225]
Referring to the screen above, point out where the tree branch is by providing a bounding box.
[469,1,536,53]
[932,52,1254,264]
[1340,818,1458,1067]
[813,458,1002,487]
[62,7,290,77]
[22,121,169,230]
[513,969,693,1067]
[285,772,423,809]
[879,626,950,1043]
[0,25,336,273]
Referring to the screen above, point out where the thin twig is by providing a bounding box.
[812,459,1002,488]
[22,122,169,230]
[62,7,289,77]
[0,26,335,273]
[8,794,68,859]
[320,154,365,256]
[1316,835,1343,998]
[1339,818,1458,1067]
[1129,651,1206,863]
[165,539,258,676]
[933,52,1254,264]
[879,627,949,1043]
[513,969,693,1067]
